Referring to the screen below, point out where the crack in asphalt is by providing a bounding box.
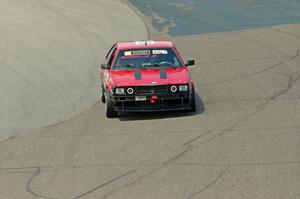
[100,168,161,198]
[190,69,298,150]
[274,28,300,39]
[186,166,230,199]
[4,119,300,141]
[101,141,195,198]
[174,159,300,167]
[204,96,300,105]
[182,130,212,147]
[237,31,292,57]
[3,88,300,198]
[101,130,227,198]
[201,49,299,86]
[198,56,280,65]
[1,156,300,174]
[73,169,137,199]
[25,167,137,199]
[26,168,57,199]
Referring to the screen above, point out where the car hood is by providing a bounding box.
[110,68,189,87]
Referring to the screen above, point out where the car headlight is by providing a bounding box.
[115,87,125,95]
[126,87,135,95]
[179,85,188,92]
[170,85,178,93]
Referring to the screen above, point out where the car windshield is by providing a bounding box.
[112,48,184,70]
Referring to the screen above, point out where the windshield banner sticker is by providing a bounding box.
[124,50,150,56]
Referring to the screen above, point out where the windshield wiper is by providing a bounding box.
[152,63,176,68]
[152,63,160,66]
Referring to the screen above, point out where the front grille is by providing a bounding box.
[136,85,168,94]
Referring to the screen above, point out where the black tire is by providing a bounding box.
[101,85,106,103]
[106,96,118,118]
[189,87,196,112]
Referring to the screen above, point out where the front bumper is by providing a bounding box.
[110,93,192,112]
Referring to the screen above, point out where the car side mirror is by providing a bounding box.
[101,64,110,69]
[186,60,195,66]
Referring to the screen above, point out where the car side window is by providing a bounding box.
[105,44,115,60]
[107,47,117,67]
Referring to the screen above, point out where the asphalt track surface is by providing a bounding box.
[1,0,300,199]
[0,0,146,140]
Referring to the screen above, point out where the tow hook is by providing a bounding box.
[150,96,158,104]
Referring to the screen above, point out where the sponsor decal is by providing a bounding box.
[152,50,168,55]
[124,51,132,56]
[135,40,155,45]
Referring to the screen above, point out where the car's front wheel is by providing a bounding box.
[101,85,106,103]
[106,95,118,118]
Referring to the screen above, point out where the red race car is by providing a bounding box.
[99,40,196,118]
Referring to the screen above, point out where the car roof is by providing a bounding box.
[116,40,174,50]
